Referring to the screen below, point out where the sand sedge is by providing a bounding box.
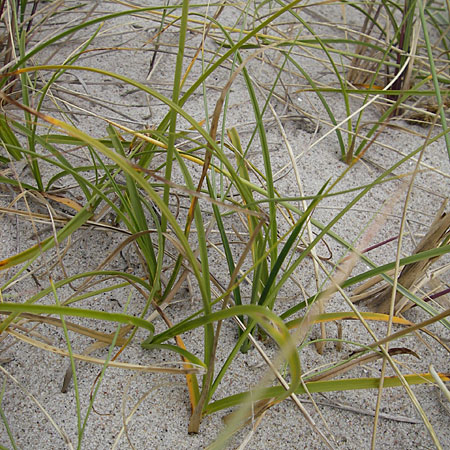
[0,1,449,448]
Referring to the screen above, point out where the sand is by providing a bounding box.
[0,1,449,449]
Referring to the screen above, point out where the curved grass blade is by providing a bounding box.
[204,372,450,415]
[0,302,155,337]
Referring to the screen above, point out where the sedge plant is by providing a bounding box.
[0,1,449,448]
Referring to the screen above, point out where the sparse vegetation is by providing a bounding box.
[0,1,449,449]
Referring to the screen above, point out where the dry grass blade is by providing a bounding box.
[1,1,449,447]
[7,328,204,375]
[0,312,128,346]
[367,205,450,314]
[308,348,419,382]
[183,44,275,236]
[301,396,422,423]
[0,364,74,449]
[0,206,132,234]
[429,364,450,403]
[113,379,178,450]
[351,308,450,355]
[61,323,136,393]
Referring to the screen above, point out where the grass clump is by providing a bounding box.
[0,1,449,448]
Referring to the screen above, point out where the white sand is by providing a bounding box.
[1,2,449,449]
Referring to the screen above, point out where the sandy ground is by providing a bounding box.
[1,2,449,449]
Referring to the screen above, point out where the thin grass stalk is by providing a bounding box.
[28,22,103,198]
[49,276,82,437]
[272,133,450,324]
[106,125,159,289]
[424,4,449,56]
[204,372,450,415]
[372,145,420,446]
[138,0,304,171]
[274,0,352,157]
[418,0,450,159]
[347,1,382,85]
[0,6,170,83]
[308,55,411,157]
[12,2,43,189]
[210,199,243,311]
[264,91,327,352]
[163,0,188,234]
[213,4,237,202]
[373,117,442,448]
[0,365,73,448]
[347,24,405,162]
[226,128,266,331]
[0,377,18,450]
[389,0,418,100]
[77,303,129,450]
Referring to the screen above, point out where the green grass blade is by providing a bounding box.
[418,0,450,159]
[204,372,450,415]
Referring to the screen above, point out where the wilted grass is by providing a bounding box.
[0,1,449,449]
